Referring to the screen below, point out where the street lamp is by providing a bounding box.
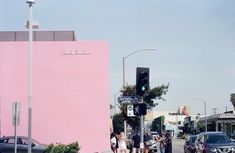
[122,48,155,88]
[194,98,207,132]
[26,0,38,153]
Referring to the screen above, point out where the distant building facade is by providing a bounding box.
[146,110,187,136]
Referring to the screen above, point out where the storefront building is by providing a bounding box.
[0,31,110,153]
[197,111,235,136]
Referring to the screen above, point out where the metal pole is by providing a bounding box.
[122,57,125,88]
[204,101,207,132]
[193,98,207,132]
[122,48,155,88]
[122,57,126,136]
[28,2,33,153]
[114,94,117,114]
[14,103,17,153]
[140,97,144,151]
[176,111,179,136]
[124,120,127,138]
[0,96,1,137]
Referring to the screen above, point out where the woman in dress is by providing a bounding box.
[117,132,127,153]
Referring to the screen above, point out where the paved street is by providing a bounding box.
[125,138,185,153]
[172,138,185,153]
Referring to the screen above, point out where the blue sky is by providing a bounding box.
[1,0,235,115]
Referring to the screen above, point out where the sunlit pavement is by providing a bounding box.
[172,138,185,153]
[112,138,185,153]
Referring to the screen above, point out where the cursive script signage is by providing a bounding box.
[62,49,91,56]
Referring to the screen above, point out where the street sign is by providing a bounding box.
[118,96,140,104]
[12,102,21,126]
[12,102,21,153]
[127,105,135,117]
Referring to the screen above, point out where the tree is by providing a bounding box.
[119,83,169,129]
[120,85,136,96]
[112,113,124,133]
[144,84,169,108]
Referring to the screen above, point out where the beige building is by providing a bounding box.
[145,110,187,135]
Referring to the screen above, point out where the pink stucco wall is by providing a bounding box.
[0,41,110,153]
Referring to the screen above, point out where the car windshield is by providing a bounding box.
[206,134,231,144]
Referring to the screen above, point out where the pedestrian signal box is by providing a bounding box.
[133,103,147,116]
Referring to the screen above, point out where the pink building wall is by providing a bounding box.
[0,41,110,153]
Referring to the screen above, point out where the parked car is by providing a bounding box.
[145,134,158,153]
[150,131,159,139]
[230,133,235,142]
[195,132,235,153]
[0,136,47,153]
[184,135,197,153]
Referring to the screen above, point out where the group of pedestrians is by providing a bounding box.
[156,133,172,153]
[110,131,128,153]
[110,132,172,153]
[110,131,146,153]
[132,131,151,153]
[110,131,172,153]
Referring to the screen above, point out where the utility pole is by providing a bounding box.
[26,1,35,153]
[212,108,218,115]
[225,106,228,112]
[193,98,207,132]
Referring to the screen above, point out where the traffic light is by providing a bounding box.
[136,67,149,96]
[133,103,147,116]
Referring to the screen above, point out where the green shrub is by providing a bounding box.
[46,141,80,153]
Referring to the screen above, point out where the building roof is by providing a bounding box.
[0,31,76,41]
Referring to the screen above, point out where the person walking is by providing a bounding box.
[110,133,117,153]
[132,131,140,153]
[164,133,172,153]
[156,134,165,153]
[117,132,127,153]
[144,132,150,153]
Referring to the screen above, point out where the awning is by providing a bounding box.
[217,119,235,124]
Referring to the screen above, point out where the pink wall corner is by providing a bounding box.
[0,41,110,153]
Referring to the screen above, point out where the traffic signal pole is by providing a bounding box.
[136,67,150,152]
[140,97,144,152]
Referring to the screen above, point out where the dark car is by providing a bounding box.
[0,136,47,153]
[195,132,235,153]
[184,135,197,153]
